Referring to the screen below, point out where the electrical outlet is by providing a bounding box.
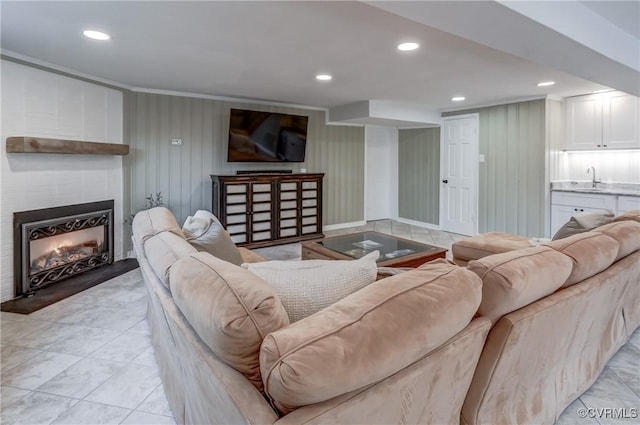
[171,138,183,146]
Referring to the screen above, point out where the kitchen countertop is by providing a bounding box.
[551,181,640,197]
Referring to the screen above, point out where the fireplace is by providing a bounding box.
[13,200,114,297]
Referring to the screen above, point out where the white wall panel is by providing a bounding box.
[0,60,124,302]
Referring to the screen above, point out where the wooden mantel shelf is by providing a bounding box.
[6,137,129,156]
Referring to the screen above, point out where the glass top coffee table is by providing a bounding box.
[301,231,447,268]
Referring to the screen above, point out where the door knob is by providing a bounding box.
[442,180,448,184]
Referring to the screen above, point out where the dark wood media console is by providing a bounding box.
[211,173,324,248]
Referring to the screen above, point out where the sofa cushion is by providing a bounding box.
[260,261,482,415]
[132,206,185,249]
[612,209,640,223]
[170,253,289,393]
[552,210,614,240]
[467,246,573,323]
[182,210,243,265]
[243,251,379,322]
[452,232,531,263]
[143,231,197,289]
[545,231,619,287]
[595,220,640,261]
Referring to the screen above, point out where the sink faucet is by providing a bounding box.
[587,166,597,189]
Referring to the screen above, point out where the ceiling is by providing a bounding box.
[1,1,638,127]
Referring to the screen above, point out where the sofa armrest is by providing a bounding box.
[238,247,266,263]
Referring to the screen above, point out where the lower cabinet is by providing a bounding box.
[211,173,324,248]
[551,191,615,236]
[550,191,632,236]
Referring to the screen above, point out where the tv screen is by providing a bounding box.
[228,109,308,162]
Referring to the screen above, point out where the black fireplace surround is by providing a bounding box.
[13,200,114,297]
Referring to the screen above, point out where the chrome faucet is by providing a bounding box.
[587,166,597,189]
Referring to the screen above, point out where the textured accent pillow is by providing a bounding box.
[552,210,614,240]
[243,251,379,322]
[182,210,243,266]
[260,261,482,415]
[170,252,289,393]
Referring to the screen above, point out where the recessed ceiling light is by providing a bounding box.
[83,30,110,41]
[537,81,555,87]
[592,89,610,94]
[451,96,465,102]
[397,42,419,51]
[315,74,332,81]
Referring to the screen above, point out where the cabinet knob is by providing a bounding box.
[597,145,601,147]
[442,180,448,184]
[603,145,607,147]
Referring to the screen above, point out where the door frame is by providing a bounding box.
[439,113,480,235]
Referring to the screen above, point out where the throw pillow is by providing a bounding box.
[552,210,614,240]
[170,252,290,394]
[243,251,379,322]
[182,210,243,265]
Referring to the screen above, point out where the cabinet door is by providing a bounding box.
[565,94,601,150]
[603,91,640,149]
[618,196,640,214]
[551,205,612,236]
[224,183,249,244]
[250,182,273,243]
[300,179,321,235]
[278,181,299,238]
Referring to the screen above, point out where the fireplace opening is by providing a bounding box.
[14,200,114,297]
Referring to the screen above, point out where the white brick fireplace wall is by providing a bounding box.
[0,60,124,302]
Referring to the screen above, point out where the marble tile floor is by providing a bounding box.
[1,219,638,424]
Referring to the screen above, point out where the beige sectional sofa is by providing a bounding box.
[132,207,640,425]
[132,208,491,424]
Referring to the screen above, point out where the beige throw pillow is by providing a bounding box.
[243,251,379,322]
[552,210,614,240]
[182,210,243,265]
[170,253,289,393]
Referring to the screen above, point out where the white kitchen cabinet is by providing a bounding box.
[550,191,616,235]
[618,196,640,214]
[565,91,639,150]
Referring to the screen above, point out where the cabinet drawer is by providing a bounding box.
[551,191,616,210]
[618,196,640,213]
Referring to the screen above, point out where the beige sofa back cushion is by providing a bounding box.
[260,261,482,415]
[545,232,619,287]
[132,207,185,249]
[468,246,573,323]
[143,231,197,289]
[170,252,289,393]
[612,209,640,223]
[452,232,531,263]
[595,221,640,261]
[182,210,243,266]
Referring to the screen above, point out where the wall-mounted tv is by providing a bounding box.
[227,108,308,162]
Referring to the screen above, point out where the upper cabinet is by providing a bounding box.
[565,91,639,150]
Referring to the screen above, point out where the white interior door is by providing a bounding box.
[440,114,479,236]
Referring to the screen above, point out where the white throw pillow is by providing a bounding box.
[182,210,243,266]
[242,251,379,322]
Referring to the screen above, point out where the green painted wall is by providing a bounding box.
[398,127,440,225]
[123,92,365,250]
[400,99,547,236]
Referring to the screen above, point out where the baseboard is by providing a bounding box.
[323,220,367,231]
[397,217,441,230]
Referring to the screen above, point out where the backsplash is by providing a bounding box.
[557,150,640,183]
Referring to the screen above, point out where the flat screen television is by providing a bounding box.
[227,108,308,162]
